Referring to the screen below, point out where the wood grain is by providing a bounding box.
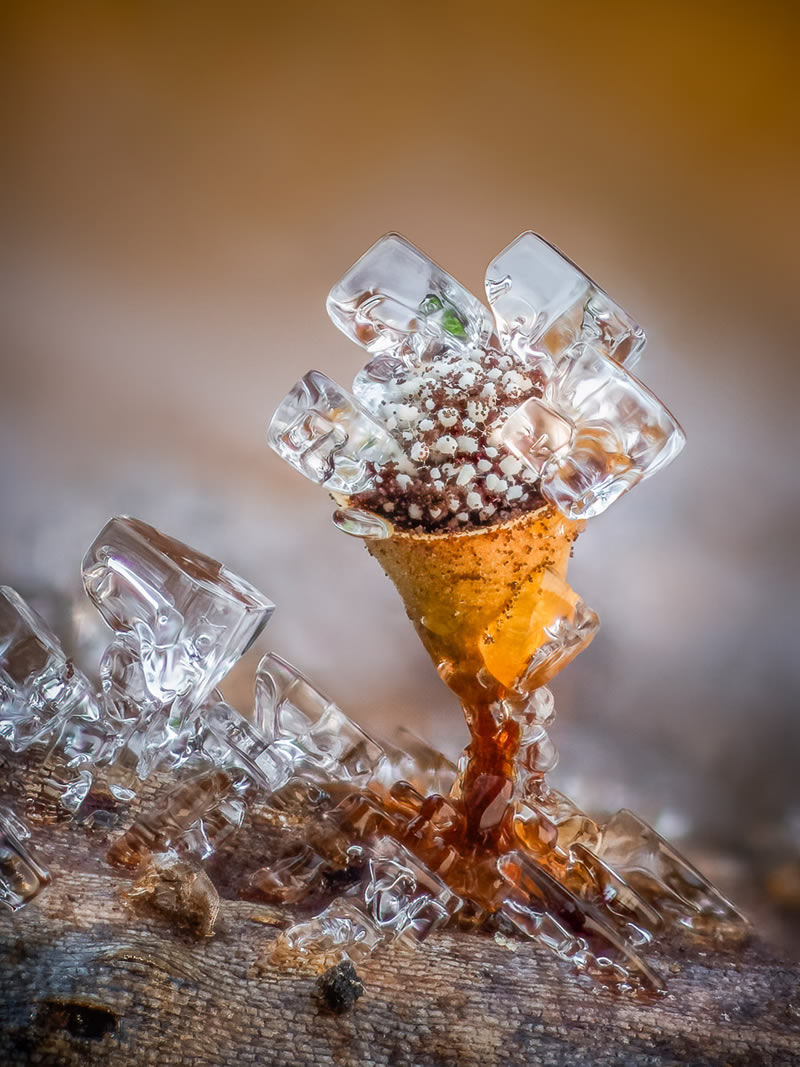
[1,818,799,1067]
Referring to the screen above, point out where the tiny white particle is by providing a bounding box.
[467,400,489,424]
[442,463,456,476]
[466,491,482,509]
[497,354,514,370]
[419,418,435,432]
[462,418,476,432]
[410,441,430,462]
[434,435,458,456]
[487,367,502,380]
[477,459,492,473]
[457,436,479,454]
[385,416,397,430]
[408,503,423,520]
[433,480,444,490]
[457,372,476,390]
[425,398,435,410]
[456,464,476,486]
[383,502,395,513]
[448,496,460,512]
[430,467,441,479]
[485,446,498,458]
[499,455,523,477]
[395,404,419,423]
[456,512,470,522]
[481,383,497,400]
[438,408,459,428]
[396,473,412,490]
[429,507,443,519]
[485,473,501,492]
[402,430,414,441]
[481,503,497,518]
[506,484,523,501]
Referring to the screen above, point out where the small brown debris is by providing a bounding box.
[126,851,220,937]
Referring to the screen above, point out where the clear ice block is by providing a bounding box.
[83,517,274,707]
[485,231,646,371]
[596,809,748,932]
[327,232,494,367]
[281,897,384,965]
[363,837,461,945]
[254,653,384,786]
[268,370,406,494]
[495,344,685,519]
[0,586,100,753]
[204,698,294,792]
[0,806,51,910]
[497,850,663,993]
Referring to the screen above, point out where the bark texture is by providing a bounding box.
[2,821,800,1067]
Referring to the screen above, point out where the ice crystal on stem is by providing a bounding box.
[0,234,745,1001]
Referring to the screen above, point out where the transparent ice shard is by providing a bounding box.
[363,837,461,945]
[492,396,575,478]
[596,809,748,932]
[485,231,646,371]
[327,232,494,367]
[569,841,662,947]
[331,506,393,541]
[495,344,685,519]
[0,805,51,910]
[497,850,664,993]
[204,698,294,791]
[83,517,274,707]
[254,653,385,786]
[268,370,406,494]
[0,586,100,753]
[280,897,384,965]
[374,726,458,797]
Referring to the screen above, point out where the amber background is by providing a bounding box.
[1,4,798,945]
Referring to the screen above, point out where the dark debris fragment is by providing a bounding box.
[316,960,365,1014]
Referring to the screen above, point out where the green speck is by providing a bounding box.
[441,306,467,337]
[419,293,443,314]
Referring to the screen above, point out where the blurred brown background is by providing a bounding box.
[1,4,798,946]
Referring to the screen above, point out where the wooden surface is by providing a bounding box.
[2,821,800,1067]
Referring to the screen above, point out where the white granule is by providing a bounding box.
[395,404,419,423]
[425,398,435,410]
[430,467,441,479]
[433,480,444,490]
[521,467,538,483]
[477,459,492,473]
[457,512,470,522]
[499,455,523,477]
[506,484,523,502]
[466,491,482,509]
[396,473,412,491]
[448,496,461,512]
[408,503,423,520]
[402,431,414,441]
[502,369,532,394]
[457,372,476,390]
[481,503,497,518]
[481,383,497,401]
[467,400,489,423]
[438,408,459,428]
[485,473,509,493]
[466,346,484,362]
[400,378,423,395]
[435,435,458,456]
[462,418,476,432]
[441,463,456,477]
[385,416,397,430]
[410,441,430,462]
[456,464,476,486]
[497,354,514,370]
[485,446,498,458]
[457,436,479,453]
[383,502,395,513]
[419,418,435,432]
[487,367,502,380]
[429,507,443,519]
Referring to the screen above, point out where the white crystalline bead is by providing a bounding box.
[83,517,274,708]
[268,370,406,495]
[485,231,646,371]
[326,232,494,366]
